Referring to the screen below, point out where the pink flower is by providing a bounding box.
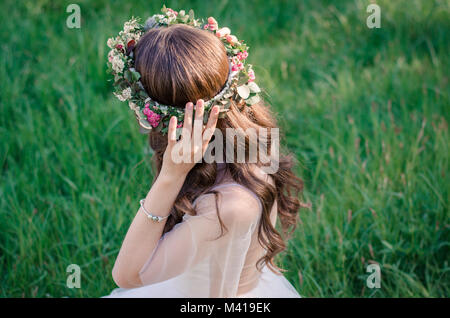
[207,17,217,25]
[231,56,240,65]
[232,65,239,72]
[237,63,244,70]
[207,17,218,31]
[203,25,208,29]
[115,44,123,50]
[216,27,231,38]
[167,8,178,16]
[236,51,248,61]
[177,122,183,128]
[248,70,256,82]
[226,35,238,45]
[143,108,161,128]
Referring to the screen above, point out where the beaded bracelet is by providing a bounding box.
[139,199,169,223]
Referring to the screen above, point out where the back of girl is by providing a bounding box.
[104,6,304,298]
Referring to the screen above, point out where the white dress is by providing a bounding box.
[103,164,301,298]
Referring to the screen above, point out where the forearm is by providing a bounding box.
[112,172,186,288]
[111,100,218,288]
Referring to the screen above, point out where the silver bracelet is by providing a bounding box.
[139,199,169,223]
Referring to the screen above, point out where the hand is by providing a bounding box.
[159,99,219,181]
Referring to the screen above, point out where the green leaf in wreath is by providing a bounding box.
[221,100,231,109]
[130,70,141,81]
[246,94,261,106]
[203,112,209,125]
[175,127,183,140]
[118,81,128,91]
[114,77,126,87]
[124,70,132,82]
[138,90,148,99]
[159,122,170,134]
[154,121,163,132]
[189,9,195,21]
[237,75,249,86]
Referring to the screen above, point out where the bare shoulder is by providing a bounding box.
[193,183,262,226]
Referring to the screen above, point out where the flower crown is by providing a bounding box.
[106,5,261,135]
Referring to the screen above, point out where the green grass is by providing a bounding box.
[0,0,448,297]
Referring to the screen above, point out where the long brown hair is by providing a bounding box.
[134,24,304,274]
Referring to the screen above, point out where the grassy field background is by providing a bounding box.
[0,0,448,297]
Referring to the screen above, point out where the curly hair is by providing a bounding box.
[134,23,304,274]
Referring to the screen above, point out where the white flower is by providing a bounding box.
[167,15,176,22]
[123,18,139,33]
[114,92,126,101]
[111,55,125,73]
[107,37,115,49]
[114,87,132,102]
[216,27,231,38]
[226,35,238,45]
[128,101,138,110]
[107,49,115,62]
[124,24,133,33]
[132,32,142,42]
[121,87,132,100]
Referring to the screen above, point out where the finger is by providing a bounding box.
[167,116,177,146]
[193,99,204,138]
[181,102,193,141]
[192,100,205,163]
[202,105,219,147]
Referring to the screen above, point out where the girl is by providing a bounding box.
[104,9,303,298]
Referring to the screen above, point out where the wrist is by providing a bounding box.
[157,170,187,186]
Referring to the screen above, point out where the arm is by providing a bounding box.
[112,99,219,288]
[138,185,261,286]
[111,173,185,288]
